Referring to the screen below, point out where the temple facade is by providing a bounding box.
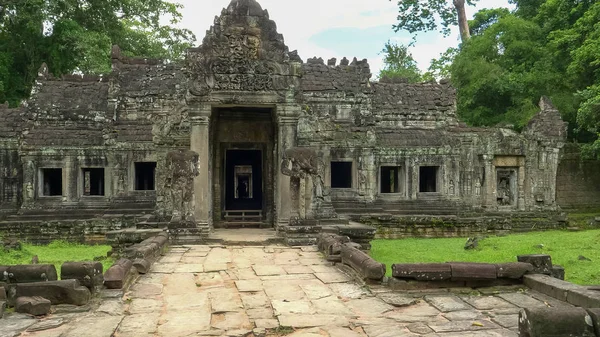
[0,0,568,243]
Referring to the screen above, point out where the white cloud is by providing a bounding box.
[174,0,513,74]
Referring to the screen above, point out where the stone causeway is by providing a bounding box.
[2,244,575,337]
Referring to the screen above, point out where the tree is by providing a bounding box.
[0,0,196,106]
[393,0,478,42]
[378,41,423,83]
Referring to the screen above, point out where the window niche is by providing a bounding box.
[41,168,63,196]
[380,166,402,194]
[331,161,353,188]
[82,168,105,196]
[419,166,439,193]
[135,162,156,191]
[496,168,518,206]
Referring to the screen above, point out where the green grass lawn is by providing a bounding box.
[370,230,600,285]
[0,240,114,276]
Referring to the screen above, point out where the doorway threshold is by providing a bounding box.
[206,228,284,246]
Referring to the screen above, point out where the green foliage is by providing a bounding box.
[0,240,114,274]
[0,0,196,106]
[392,0,479,37]
[370,229,600,285]
[378,41,423,83]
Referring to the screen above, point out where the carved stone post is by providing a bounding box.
[482,155,495,208]
[276,110,299,226]
[190,105,212,230]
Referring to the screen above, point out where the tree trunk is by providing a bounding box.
[454,0,471,42]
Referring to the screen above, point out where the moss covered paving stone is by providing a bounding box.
[370,229,600,285]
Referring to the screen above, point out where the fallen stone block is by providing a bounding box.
[61,262,103,291]
[517,254,552,275]
[496,262,533,279]
[0,265,58,283]
[318,234,349,257]
[0,300,5,318]
[392,263,452,281]
[132,259,151,274]
[518,307,596,337]
[450,262,497,281]
[551,265,565,280]
[13,279,90,306]
[15,296,51,316]
[340,244,385,281]
[104,258,134,289]
[586,308,600,337]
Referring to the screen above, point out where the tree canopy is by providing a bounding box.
[0,0,195,106]
[378,41,423,83]
[392,0,600,157]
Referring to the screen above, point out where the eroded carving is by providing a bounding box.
[165,149,200,224]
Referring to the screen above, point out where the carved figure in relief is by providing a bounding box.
[280,147,326,200]
[166,149,200,223]
[475,179,481,196]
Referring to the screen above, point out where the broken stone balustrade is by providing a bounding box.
[317,233,386,281]
[15,296,51,316]
[5,279,91,306]
[518,307,600,337]
[103,258,135,290]
[0,264,58,283]
[60,261,103,292]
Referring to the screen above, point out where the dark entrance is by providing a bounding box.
[225,149,263,211]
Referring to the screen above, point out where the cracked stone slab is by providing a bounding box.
[497,293,547,308]
[61,315,124,337]
[346,297,394,316]
[210,312,252,331]
[26,318,65,332]
[362,325,418,337]
[252,265,286,276]
[443,310,485,321]
[209,291,243,313]
[384,302,443,323]
[300,283,334,299]
[272,300,315,315]
[235,280,262,292]
[283,265,313,274]
[378,293,419,307]
[425,295,471,312]
[490,314,519,328]
[428,319,500,333]
[116,313,160,336]
[461,296,517,310]
[315,272,352,284]
[277,314,350,328]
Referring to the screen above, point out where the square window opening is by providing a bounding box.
[331,161,353,188]
[135,162,156,191]
[419,166,439,193]
[42,168,63,196]
[83,168,105,196]
[381,166,401,193]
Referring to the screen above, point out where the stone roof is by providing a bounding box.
[0,104,24,139]
[22,124,104,147]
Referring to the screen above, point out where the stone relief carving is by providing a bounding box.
[496,169,517,206]
[165,149,200,224]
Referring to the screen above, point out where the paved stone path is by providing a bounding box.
[5,244,574,337]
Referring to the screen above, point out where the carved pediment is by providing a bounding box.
[186,0,302,96]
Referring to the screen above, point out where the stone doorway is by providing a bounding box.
[211,107,275,228]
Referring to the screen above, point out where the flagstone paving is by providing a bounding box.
[4,244,574,337]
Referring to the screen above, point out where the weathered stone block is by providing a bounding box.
[392,263,452,281]
[0,300,5,318]
[496,262,533,279]
[15,296,52,316]
[60,262,103,291]
[340,244,385,281]
[517,254,552,275]
[0,286,6,301]
[450,262,497,280]
[133,259,152,274]
[551,265,565,280]
[518,307,595,337]
[585,308,600,337]
[0,265,58,283]
[104,258,134,289]
[14,279,90,306]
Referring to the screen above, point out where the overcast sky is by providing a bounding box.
[174,0,513,76]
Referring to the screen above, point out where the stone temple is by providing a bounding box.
[0,0,573,245]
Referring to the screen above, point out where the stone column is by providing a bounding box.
[276,108,300,226]
[190,105,212,230]
[482,155,495,208]
[518,161,526,211]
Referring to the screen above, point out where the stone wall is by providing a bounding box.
[556,143,600,209]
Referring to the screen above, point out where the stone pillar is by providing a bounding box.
[190,105,212,230]
[482,155,495,208]
[518,163,526,211]
[276,109,300,226]
[22,158,35,208]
